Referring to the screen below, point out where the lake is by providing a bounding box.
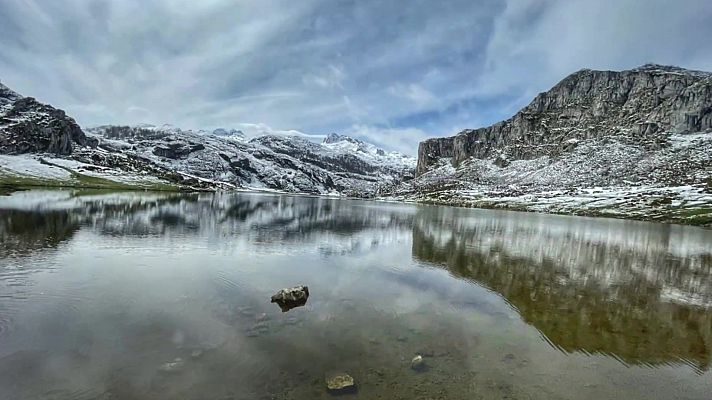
[1,190,711,400]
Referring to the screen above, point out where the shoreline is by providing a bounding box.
[2,181,711,229]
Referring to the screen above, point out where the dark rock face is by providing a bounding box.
[0,82,95,155]
[416,136,454,175]
[416,64,712,175]
[95,125,170,141]
[152,141,205,159]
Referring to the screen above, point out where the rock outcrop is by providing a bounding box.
[417,64,712,174]
[152,140,206,159]
[0,82,96,155]
[270,285,309,312]
[416,136,454,175]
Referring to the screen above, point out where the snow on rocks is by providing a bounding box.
[80,125,416,196]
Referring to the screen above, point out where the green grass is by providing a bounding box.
[417,194,712,227]
[0,166,180,193]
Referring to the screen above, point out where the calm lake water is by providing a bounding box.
[1,190,711,400]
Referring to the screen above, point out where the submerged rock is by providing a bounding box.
[410,355,425,371]
[158,358,185,373]
[281,315,300,326]
[245,321,271,337]
[270,285,309,312]
[325,372,355,392]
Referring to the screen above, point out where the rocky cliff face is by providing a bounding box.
[0,82,95,155]
[417,64,712,174]
[416,136,454,175]
[393,65,712,225]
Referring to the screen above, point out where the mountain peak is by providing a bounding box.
[212,128,245,138]
[563,64,712,83]
[0,81,22,104]
[323,133,359,144]
[631,63,711,76]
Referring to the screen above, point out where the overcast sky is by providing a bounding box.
[2,0,712,154]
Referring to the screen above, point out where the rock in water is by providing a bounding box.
[270,285,309,312]
[410,355,425,371]
[325,372,355,392]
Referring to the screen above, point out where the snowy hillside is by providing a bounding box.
[70,124,415,195]
[0,79,415,195]
[322,133,416,170]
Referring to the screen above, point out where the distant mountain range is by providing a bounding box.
[1,64,711,224]
[0,83,415,195]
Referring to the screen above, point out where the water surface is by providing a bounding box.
[1,190,711,399]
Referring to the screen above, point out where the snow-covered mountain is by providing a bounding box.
[322,133,416,170]
[0,82,96,155]
[78,124,415,195]
[0,83,415,196]
[390,64,712,225]
[211,128,246,140]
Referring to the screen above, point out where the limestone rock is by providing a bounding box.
[416,64,712,174]
[410,355,425,371]
[325,372,355,392]
[270,285,309,312]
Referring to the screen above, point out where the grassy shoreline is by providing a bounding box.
[2,173,710,228]
[416,197,712,228]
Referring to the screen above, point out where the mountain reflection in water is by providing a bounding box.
[412,207,712,370]
[0,190,711,400]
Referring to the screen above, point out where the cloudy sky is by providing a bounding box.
[1,0,712,154]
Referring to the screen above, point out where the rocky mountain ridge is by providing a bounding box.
[417,64,712,174]
[399,64,712,225]
[0,82,96,155]
[0,83,415,195]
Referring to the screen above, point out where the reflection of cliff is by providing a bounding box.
[411,207,712,370]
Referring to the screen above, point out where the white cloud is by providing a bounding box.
[0,0,711,157]
[478,0,712,97]
[388,83,438,108]
[303,64,347,90]
[345,125,432,156]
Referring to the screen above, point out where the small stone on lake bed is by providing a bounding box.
[410,355,425,370]
[325,372,355,392]
[191,350,203,358]
[158,358,185,373]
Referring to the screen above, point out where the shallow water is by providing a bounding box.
[0,190,711,400]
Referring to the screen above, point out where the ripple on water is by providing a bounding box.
[0,312,13,339]
[214,270,244,291]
